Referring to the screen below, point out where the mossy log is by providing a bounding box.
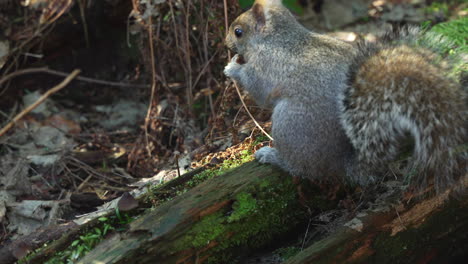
[33,162,467,264]
[77,162,309,264]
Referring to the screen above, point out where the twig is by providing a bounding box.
[77,0,90,48]
[0,69,81,138]
[0,67,48,87]
[66,156,123,185]
[233,83,273,141]
[185,0,193,107]
[301,217,312,250]
[168,1,185,72]
[40,0,73,24]
[144,15,159,157]
[77,174,93,191]
[175,152,181,178]
[92,183,131,192]
[394,206,407,231]
[192,50,219,89]
[223,0,231,60]
[0,67,149,88]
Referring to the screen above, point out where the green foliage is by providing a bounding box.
[430,17,468,53]
[172,168,306,263]
[238,0,252,8]
[426,17,468,78]
[238,0,303,14]
[425,2,450,17]
[253,135,270,146]
[425,0,468,18]
[42,213,135,264]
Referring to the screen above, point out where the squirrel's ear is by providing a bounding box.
[252,0,282,31]
[252,3,266,31]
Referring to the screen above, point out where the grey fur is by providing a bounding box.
[224,2,467,190]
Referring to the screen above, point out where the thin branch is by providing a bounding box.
[223,0,231,60]
[0,67,48,87]
[234,83,274,141]
[77,0,90,48]
[0,67,149,88]
[192,50,218,89]
[0,69,81,138]
[144,15,158,157]
[185,0,193,107]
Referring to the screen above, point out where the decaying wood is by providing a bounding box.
[0,222,79,264]
[285,179,468,264]
[21,163,468,264]
[77,162,308,263]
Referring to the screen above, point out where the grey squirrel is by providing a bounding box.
[224,0,467,191]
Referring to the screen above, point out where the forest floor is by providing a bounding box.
[0,0,466,263]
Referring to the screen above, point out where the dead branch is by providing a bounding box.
[144,15,158,157]
[0,67,149,89]
[0,69,81,137]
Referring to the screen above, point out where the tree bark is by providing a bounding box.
[285,180,468,264]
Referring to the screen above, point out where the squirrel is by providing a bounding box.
[224,0,467,191]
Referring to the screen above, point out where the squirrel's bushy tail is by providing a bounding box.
[341,42,467,191]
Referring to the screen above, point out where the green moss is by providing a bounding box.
[228,192,258,222]
[170,167,307,263]
[173,212,227,250]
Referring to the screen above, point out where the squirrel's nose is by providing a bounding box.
[225,38,238,54]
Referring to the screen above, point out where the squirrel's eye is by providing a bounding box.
[234,28,243,38]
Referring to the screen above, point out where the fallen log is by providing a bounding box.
[23,163,468,263]
[285,179,468,264]
[77,162,310,263]
[0,222,78,264]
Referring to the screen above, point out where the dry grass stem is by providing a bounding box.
[145,15,159,157]
[233,83,273,141]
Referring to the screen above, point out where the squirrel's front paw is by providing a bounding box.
[224,54,243,78]
[255,146,280,165]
